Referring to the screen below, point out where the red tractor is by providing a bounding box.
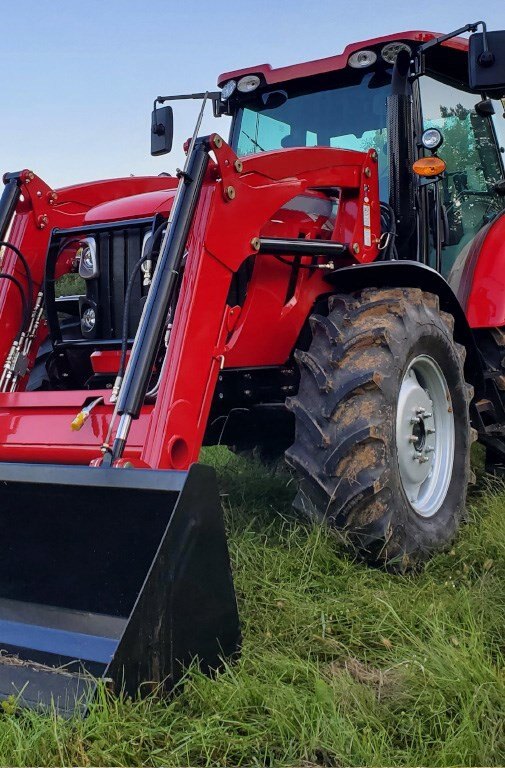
[1,22,505,712]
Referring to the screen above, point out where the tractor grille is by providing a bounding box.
[94,220,154,338]
[52,217,155,340]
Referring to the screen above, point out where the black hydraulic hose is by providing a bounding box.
[270,254,328,269]
[117,222,166,380]
[0,273,29,339]
[0,241,34,308]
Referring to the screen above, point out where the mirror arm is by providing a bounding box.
[418,21,485,54]
[154,91,223,121]
[414,21,491,81]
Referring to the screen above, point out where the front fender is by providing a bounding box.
[324,259,483,391]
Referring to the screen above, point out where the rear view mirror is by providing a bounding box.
[468,31,505,95]
[151,105,173,156]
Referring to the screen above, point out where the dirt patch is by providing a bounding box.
[325,657,404,702]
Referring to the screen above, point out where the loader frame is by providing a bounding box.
[0,141,380,469]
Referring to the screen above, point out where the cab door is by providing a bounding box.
[419,74,505,277]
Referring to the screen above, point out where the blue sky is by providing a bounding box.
[2,0,504,188]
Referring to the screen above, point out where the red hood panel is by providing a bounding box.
[84,188,176,224]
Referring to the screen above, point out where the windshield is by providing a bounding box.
[231,70,392,197]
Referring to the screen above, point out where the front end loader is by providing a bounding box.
[1,21,505,713]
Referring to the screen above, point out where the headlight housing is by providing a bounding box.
[77,238,98,279]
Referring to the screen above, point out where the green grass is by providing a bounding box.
[0,448,503,766]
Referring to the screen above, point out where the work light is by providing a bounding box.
[237,75,261,93]
[348,50,377,68]
[381,42,412,63]
[221,79,237,100]
[421,128,444,151]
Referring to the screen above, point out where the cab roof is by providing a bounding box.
[217,30,468,87]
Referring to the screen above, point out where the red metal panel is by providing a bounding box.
[458,214,505,328]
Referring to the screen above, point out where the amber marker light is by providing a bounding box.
[413,156,447,177]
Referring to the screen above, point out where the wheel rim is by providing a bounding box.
[396,355,455,518]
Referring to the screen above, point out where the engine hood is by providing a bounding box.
[84,187,177,224]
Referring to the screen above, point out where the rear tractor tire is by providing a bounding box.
[286,287,475,569]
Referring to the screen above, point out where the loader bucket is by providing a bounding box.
[0,462,240,716]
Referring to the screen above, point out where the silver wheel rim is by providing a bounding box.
[396,355,455,518]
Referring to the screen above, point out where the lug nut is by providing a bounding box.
[408,435,419,443]
[426,427,436,435]
[410,416,420,424]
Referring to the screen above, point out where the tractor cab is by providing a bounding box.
[218,28,505,278]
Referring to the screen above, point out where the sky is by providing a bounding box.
[2,0,504,188]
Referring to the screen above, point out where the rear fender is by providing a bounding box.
[447,211,505,329]
[324,260,483,392]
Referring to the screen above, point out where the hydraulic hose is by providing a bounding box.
[117,221,166,381]
[0,273,29,340]
[0,241,34,308]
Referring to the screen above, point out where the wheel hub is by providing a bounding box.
[396,355,455,518]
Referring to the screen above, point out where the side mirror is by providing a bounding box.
[468,30,505,95]
[151,105,173,156]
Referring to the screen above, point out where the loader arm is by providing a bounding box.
[141,137,380,469]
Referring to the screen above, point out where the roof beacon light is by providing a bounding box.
[381,42,412,64]
[237,75,261,93]
[348,49,377,69]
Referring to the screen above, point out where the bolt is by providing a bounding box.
[370,150,378,162]
[408,435,419,443]
[225,185,236,200]
[424,446,435,453]
[364,166,371,177]
[410,416,421,424]
[250,237,260,251]
[352,242,360,254]
[416,406,426,415]
[426,427,436,435]
[423,412,433,419]
[418,455,429,463]
[213,135,223,149]
[234,159,243,173]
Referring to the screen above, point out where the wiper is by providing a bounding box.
[241,129,266,152]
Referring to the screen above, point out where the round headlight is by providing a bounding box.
[381,42,412,64]
[348,49,377,69]
[237,75,261,93]
[81,307,96,333]
[221,79,237,100]
[421,127,444,151]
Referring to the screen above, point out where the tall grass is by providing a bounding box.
[0,448,502,766]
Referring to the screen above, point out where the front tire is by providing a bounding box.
[286,287,474,569]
